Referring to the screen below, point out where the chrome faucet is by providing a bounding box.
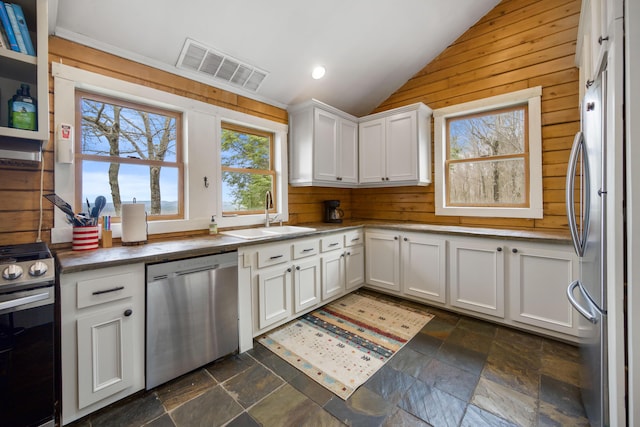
[264,190,273,227]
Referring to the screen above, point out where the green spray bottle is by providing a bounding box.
[8,83,37,131]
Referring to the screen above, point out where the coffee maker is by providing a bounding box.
[324,200,344,223]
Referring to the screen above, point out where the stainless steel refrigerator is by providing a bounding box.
[566,70,609,427]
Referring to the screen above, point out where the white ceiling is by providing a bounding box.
[50,0,500,117]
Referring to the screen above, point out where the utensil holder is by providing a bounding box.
[72,226,99,251]
[101,229,113,248]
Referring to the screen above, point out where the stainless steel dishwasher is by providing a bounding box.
[146,251,238,389]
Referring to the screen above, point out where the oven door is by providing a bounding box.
[0,284,55,427]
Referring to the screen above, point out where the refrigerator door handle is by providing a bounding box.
[566,131,591,257]
[567,280,602,323]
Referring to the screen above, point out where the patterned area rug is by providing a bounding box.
[258,292,434,399]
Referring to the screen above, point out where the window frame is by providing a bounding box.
[220,122,276,215]
[74,90,185,221]
[433,87,543,219]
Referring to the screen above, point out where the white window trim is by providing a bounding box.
[433,86,543,219]
[51,62,288,244]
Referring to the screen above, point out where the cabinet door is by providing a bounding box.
[359,118,386,183]
[449,239,505,317]
[322,250,345,300]
[345,245,365,291]
[386,111,417,182]
[509,244,578,335]
[402,233,446,303]
[258,264,293,329]
[365,231,401,292]
[313,108,339,182]
[294,258,321,313]
[77,302,134,409]
[339,119,359,183]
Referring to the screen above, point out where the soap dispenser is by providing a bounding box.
[209,215,218,235]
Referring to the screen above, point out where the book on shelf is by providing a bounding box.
[0,21,9,49]
[10,3,33,55]
[0,2,19,52]
[4,3,27,54]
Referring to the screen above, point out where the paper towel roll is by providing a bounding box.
[121,203,147,244]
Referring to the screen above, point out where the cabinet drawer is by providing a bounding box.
[257,243,292,268]
[344,230,363,247]
[321,234,344,252]
[77,272,136,309]
[293,239,319,259]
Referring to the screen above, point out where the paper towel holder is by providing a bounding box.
[121,198,148,246]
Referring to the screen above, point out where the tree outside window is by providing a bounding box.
[446,106,528,207]
[221,123,275,214]
[76,91,183,220]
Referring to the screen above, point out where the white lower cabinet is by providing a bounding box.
[242,229,365,340]
[294,258,321,313]
[60,263,145,425]
[508,243,579,335]
[345,245,365,291]
[365,229,446,304]
[364,228,578,341]
[76,303,134,409]
[365,230,401,292]
[401,233,447,304]
[321,249,346,300]
[448,238,506,318]
[257,263,293,330]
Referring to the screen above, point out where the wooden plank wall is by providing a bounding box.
[0,0,579,245]
[353,0,581,232]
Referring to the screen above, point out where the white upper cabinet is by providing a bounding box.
[359,103,432,187]
[289,99,359,187]
[289,99,432,188]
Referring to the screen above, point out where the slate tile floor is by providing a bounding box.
[69,291,590,427]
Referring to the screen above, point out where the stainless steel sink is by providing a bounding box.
[221,226,316,240]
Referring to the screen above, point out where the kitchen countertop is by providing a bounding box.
[55,221,571,274]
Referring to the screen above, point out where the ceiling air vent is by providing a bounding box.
[176,38,268,93]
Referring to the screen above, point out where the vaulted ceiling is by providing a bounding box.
[49,0,501,116]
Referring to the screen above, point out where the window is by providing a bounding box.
[434,87,542,218]
[221,122,275,215]
[75,91,183,220]
[52,62,289,244]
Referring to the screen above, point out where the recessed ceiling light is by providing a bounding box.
[312,66,326,80]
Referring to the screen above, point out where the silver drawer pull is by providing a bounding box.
[301,248,315,252]
[328,242,339,247]
[269,255,284,260]
[351,237,360,241]
[92,286,125,296]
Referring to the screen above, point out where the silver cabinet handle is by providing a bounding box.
[328,242,339,247]
[0,292,49,311]
[301,248,314,252]
[269,255,284,260]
